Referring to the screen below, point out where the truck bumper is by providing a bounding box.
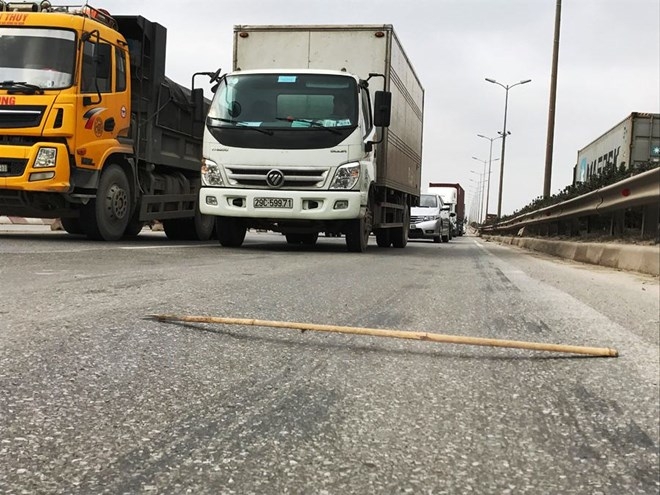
[0,142,71,192]
[200,187,362,220]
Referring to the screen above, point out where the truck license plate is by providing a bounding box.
[0,164,8,173]
[254,197,293,209]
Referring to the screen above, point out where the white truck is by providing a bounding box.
[199,24,424,252]
[427,183,465,236]
[575,112,660,183]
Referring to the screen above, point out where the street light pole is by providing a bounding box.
[485,78,531,217]
[477,134,502,221]
[469,169,484,222]
[471,158,487,222]
[468,176,483,223]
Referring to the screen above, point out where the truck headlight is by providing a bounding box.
[201,157,224,186]
[34,147,57,168]
[329,162,360,190]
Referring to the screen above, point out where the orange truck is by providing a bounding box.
[0,2,215,240]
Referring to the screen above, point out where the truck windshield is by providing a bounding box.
[209,73,358,130]
[0,28,75,90]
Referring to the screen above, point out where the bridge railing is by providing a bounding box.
[480,167,659,239]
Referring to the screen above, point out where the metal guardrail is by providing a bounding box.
[481,167,660,234]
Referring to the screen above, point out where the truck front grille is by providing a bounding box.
[0,158,28,177]
[226,165,329,189]
[0,106,46,129]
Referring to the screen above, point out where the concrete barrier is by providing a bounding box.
[484,235,659,277]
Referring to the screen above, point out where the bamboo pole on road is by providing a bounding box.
[148,314,619,358]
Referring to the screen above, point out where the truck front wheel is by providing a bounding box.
[346,206,372,253]
[391,207,409,248]
[216,217,246,247]
[82,164,131,241]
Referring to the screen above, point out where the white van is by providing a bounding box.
[409,194,451,243]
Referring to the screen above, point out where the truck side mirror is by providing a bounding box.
[192,88,205,122]
[373,90,391,127]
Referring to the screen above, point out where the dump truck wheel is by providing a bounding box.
[61,217,84,235]
[123,218,145,238]
[164,210,215,241]
[82,164,131,241]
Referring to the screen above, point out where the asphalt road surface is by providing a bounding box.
[1,227,658,494]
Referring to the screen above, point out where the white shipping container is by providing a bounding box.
[576,112,660,183]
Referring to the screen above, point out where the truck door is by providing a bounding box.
[75,39,130,171]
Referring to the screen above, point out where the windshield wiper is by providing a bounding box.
[0,80,44,95]
[207,116,274,135]
[276,117,343,135]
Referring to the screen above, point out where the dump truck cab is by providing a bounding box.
[1,2,213,241]
[0,2,132,199]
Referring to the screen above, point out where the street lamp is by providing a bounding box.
[471,159,487,222]
[468,177,482,224]
[477,134,503,221]
[469,169,484,222]
[485,77,531,217]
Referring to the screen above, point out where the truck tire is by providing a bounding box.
[163,210,215,241]
[391,207,409,248]
[194,211,216,241]
[441,233,449,243]
[375,228,391,247]
[81,164,131,241]
[61,217,84,235]
[216,217,246,247]
[122,207,145,238]
[162,218,186,240]
[346,206,372,253]
[123,218,145,238]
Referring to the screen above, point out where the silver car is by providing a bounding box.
[409,193,451,243]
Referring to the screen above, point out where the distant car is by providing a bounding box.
[409,193,451,243]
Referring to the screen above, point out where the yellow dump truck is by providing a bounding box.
[0,2,215,240]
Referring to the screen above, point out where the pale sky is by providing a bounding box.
[101,0,659,217]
